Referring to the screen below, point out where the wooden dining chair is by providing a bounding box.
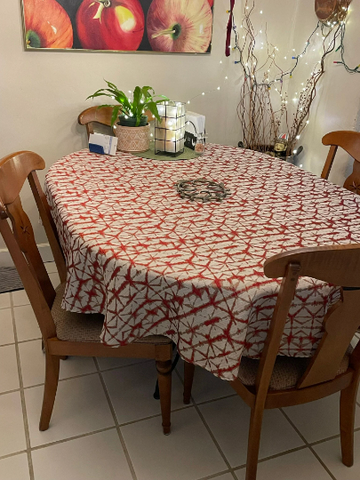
[321,130,360,194]
[78,106,115,138]
[78,106,156,139]
[0,151,173,435]
[184,244,360,480]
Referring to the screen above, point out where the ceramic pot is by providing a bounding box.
[114,123,150,153]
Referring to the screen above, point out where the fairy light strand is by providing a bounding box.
[229,0,350,157]
[333,21,360,73]
[231,14,330,89]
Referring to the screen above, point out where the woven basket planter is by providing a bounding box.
[114,123,150,153]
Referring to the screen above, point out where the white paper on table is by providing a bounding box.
[89,133,118,155]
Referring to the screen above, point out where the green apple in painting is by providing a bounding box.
[76,0,145,50]
[146,0,213,53]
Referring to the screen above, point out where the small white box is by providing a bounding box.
[185,111,206,136]
[89,133,118,156]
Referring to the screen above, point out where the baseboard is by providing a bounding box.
[0,243,54,267]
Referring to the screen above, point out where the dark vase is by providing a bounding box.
[118,115,148,127]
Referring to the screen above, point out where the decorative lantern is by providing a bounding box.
[154,101,186,156]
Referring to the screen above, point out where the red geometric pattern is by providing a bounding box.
[45,145,360,381]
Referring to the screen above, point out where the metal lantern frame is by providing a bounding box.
[154,101,186,157]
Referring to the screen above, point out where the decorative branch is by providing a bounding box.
[230,0,351,157]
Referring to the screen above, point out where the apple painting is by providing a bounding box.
[76,0,145,50]
[146,0,213,53]
[23,0,73,48]
[20,0,214,52]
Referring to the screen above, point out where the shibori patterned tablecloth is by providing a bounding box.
[44,144,360,381]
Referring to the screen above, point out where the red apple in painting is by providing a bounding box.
[147,0,213,53]
[23,0,73,48]
[76,0,145,51]
[208,0,214,7]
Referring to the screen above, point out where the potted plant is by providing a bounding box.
[87,81,168,152]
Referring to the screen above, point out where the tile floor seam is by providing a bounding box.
[11,294,35,480]
[20,354,105,390]
[29,426,117,452]
[279,408,337,480]
[96,358,138,480]
[190,396,235,473]
[0,341,16,347]
[97,359,153,374]
[173,365,239,476]
[196,469,238,480]
[255,444,309,466]
[22,367,101,389]
[187,392,239,408]
[16,338,44,346]
[0,387,21,397]
[0,449,28,461]
[307,446,337,480]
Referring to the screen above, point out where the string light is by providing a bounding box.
[230,5,323,90]
[333,21,360,73]
[176,2,357,132]
[223,0,355,157]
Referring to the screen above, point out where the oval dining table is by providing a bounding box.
[44,143,360,381]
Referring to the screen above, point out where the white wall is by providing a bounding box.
[0,0,359,253]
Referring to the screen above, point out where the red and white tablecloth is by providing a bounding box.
[45,144,360,381]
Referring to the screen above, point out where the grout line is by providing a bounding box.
[255,444,309,466]
[0,450,28,462]
[97,359,152,373]
[95,358,138,480]
[280,408,337,480]
[10,294,35,480]
[196,470,238,480]
[29,426,117,452]
[174,368,234,474]
[0,341,16,347]
[0,387,21,397]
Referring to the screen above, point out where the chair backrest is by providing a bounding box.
[256,244,360,395]
[78,106,156,139]
[0,151,64,340]
[78,106,115,138]
[321,131,360,194]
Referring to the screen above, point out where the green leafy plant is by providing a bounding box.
[87,81,169,127]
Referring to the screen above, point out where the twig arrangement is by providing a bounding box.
[232,0,349,157]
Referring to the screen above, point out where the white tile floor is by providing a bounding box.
[1,263,360,480]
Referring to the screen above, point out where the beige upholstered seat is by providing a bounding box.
[53,284,172,345]
[238,351,351,391]
[0,151,173,435]
[51,284,104,343]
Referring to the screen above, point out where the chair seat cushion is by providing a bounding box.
[51,283,172,345]
[238,351,351,391]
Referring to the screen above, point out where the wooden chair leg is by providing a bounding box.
[156,359,172,435]
[39,353,60,431]
[183,362,195,404]
[340,381,358,467]
[245,404,265,480]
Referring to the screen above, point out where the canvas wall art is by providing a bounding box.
[21,0,214,53]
